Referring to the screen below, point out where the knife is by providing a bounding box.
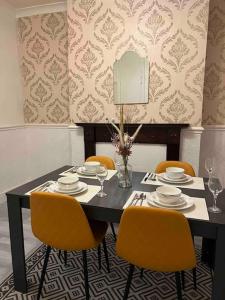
[134,193,143,206]
[144,173,150,182]
[129,193,139,206]
[32,181,53,192]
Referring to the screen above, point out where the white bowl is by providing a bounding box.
[84,161,100,172]
[156,186,182,204]
[57,175,79,190]
[166,167,185,179]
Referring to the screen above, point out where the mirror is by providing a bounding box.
[113,51,149,104]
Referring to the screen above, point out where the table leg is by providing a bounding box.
[7,196,27,293]
[212,225,225,300]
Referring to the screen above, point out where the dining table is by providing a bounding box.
[6,165,225,300]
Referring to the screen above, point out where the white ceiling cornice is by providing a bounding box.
[16,1,67,18]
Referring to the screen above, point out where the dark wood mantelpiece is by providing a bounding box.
[76,123,189,161]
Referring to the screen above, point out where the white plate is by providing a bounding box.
[163,173,187,181]
[147,193,194,211]
[48,182,88,195]
[77,167,103,176]
[55,182,82,192]
[157,173,193,184]
[152,192,186,207]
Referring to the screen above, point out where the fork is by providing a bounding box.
[65,166,79,174]
[34,181,53,192]
[129,193,139,206]
[134,193,144,206]
[150,173,157,181]
[140,193,146,206]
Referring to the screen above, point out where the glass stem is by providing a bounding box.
[100,182,104,193]
[213,193,218,209]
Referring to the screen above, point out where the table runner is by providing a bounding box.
[59,168,117,181]
[123,191,209,221]
[141,174,205,190]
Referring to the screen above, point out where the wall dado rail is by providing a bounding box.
[76,123,189,160]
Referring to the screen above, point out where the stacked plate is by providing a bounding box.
[147,192,194,210]
[157,172,192,184]
[77,166,104,176]
[48,181,88,195]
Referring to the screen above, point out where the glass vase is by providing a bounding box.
[117,161,132,188]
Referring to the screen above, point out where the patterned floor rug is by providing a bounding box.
[0,235,212,299]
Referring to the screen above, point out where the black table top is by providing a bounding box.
[6,165,225,226]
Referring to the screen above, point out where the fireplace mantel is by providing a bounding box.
[76,123,189,160]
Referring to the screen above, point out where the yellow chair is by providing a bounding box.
[31,192,110,300]
[116,206,196,300]
[86,155,117,240]
[86,155,115,170]
[155,161,196,177]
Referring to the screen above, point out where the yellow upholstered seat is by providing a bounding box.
[116,206,196,299]
[31,192,109,300]
[86,155,115,170]
[155,161,196,177]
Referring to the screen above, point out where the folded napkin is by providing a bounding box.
[123,191,209,221]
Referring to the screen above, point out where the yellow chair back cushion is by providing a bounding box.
[116,206,196,272]
[30,192,98,251]
[155,161,195,177]
[86,155,115,170]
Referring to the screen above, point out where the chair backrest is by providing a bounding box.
[155,161,196,177]
[116,206,196,272]
[86,155,115,170]
[30,192,97,250]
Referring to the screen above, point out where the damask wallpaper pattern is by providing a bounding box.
[203,0,225,125]
[17,12,69,123]
[68,0,209,125]
[17,1,210,125]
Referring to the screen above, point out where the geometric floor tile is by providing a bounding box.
[0,235,212,299]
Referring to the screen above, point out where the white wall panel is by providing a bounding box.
[199,126,225,186]
[2,125,222,204]
[96,143,167,172]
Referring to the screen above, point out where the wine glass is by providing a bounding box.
[208,175,223,213]
[205,158,215,184]
[96,165,108,197]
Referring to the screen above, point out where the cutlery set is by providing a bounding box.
[33,181,54,192]
[144,172,157,182]
[64,166,80,174]
[129,193,146,207]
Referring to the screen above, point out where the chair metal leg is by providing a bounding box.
[123,264,134,300]
[37,246,51,300]
[175,272,182,300]
[140,268,144,278]
[193,267,197,290]
[110,222,117,241]
[102,238,110,273]
[181,271,185,290]
[97,245,101,270]
[82,250,89,300]
[64,251,67,266]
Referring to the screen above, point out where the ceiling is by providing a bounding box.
[7,0,66,9]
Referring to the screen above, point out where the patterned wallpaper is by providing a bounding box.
[202,0,225,125]
[17,12,69,123]
[68,0,209,125]
[17,1,210,125]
